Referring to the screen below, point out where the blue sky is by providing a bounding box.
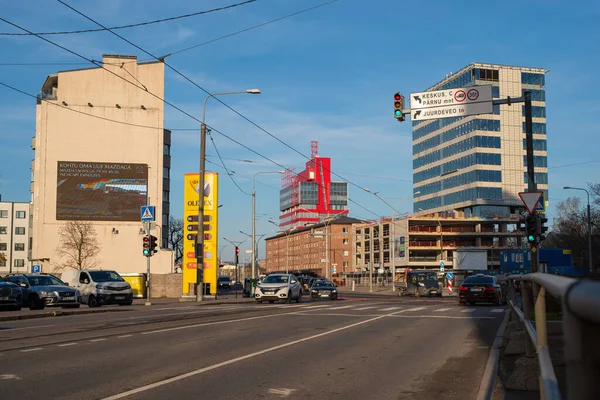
[1,0,599,260]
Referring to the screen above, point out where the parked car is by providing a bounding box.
[459,274,506,306]
[310,280,338,300]
[255,273,302,304]
[397,270,442,297]
[0,275,23,311]
[5,273,81,310]
[61,269,133,307]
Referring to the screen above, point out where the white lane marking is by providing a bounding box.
[354,306,377,311]
[89,338,107,342]
[156,306,192,311]
[404,307,427,312]
[0,374,21,380]
[302,304,331,309]
[390,315,494,320]
[298,313,495,320]
[380,307,401,311]
[3,324,56,332]
[20,348,43,353]
[461,308,477,313]
[117,334,133,338]
[268,388,296,397]
[57,343,78,347]
[433,308,452,312]
[101,311,400,400]
[327,305,353,310]
[141,312,297,335]
[490,309,505,313]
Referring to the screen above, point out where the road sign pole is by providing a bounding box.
[523,91,540,273]
[196,123,207,302]
[145,235,151,306]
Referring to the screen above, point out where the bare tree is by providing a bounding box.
[168,216,183,264]
[57,221,101,270]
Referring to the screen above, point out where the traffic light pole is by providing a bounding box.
[145,232,151,306]
[196,122,207,302]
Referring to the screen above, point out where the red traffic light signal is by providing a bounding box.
[235,246,240,255]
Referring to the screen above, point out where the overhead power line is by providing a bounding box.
[0,0,257,36]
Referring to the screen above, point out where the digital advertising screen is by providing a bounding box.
[56,161,148,221]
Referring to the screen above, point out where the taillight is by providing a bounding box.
[459,285,468,291]
[484,286,494,291]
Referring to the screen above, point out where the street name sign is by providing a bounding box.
[410,85,493,109]
[411,101,493,121]
[518,191,543,213]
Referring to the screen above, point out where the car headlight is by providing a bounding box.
[418,283,425,287]
[40,291,56,296]
[332,289,337,292]
[311,289,318,292]
[96,284,109,290]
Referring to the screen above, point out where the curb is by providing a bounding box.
[476,309,510,400]
[0,308,130,322]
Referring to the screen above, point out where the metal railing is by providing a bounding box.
[506,273,600,399]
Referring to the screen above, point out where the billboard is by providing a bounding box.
[394,236,406,260]
[182,172,219,295]
[56,161,148,221]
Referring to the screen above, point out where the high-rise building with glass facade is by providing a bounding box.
[412,63,548,218]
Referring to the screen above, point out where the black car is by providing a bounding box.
[310,280,338,300]
[0,275,23,311]
[217,276,231,289]
[459,274,506,306]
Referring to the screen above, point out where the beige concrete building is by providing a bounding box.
[0,202,31,274]
[30,54,173,274]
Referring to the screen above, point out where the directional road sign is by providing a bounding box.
[412,101,493,121]
[141,205,155,222]
[410,85,493,109]
[518,191,543,213]
[446,272,454,281]
[440,261,445,273]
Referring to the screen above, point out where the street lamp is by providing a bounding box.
[240,230,266,275]
[252,171,284,280]
[196,89,260,302]
[564,186,594,273]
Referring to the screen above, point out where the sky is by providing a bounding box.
[1,0,599,261]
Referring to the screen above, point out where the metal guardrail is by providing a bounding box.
[506,273,600,400]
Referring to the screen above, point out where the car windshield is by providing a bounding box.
[312,282,332,288]
[416,274,438,282]
[28,275,66,286]
[0,276,5,282]
[464,276,494,285]
[89,271,124,282]
[218,277,230,282]
[262,275,289,284]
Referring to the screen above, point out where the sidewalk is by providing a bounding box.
[0,294,256,322]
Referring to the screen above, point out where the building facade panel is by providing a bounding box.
[0,202,31,274]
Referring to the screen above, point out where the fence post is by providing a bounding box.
[521,281,535,358]
[508,278,520,330]
[534,283,548,397]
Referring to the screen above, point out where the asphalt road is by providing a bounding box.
[0,295,507,400]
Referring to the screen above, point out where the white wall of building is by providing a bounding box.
[0,202,31,274]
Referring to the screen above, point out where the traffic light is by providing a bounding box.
[235,246,240,268]
[394,92,405,122]
[538,215,549,242]
[235,246,240,255]
[526,213,537,244]
[149,235,158,255]
[142,236,150,257]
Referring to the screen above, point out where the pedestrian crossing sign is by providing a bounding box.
[141,206,155,222]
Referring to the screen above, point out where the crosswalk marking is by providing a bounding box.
[328,305,353,310]
[380,307,401,311]
[354,306,377,310]
[404,307,427,312]
[490,309,505,313]
[461,308,476,313]
[433,308,451,312]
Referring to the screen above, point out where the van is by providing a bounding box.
[61,269,133,307]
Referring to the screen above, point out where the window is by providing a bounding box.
[0,243,6,251]
[0,210,7,218]
[343,250,349,256]
[491,86,500,98]
[163,190,169,202]
[163,167,170,179]
[0,226,6,234]
[342,238,349,245]
[522,106,546,118]
[14,259,25,268]
[522,122,546,134]
[521,72,545,86]
[343,261,349,268]
[15,227,25,235]
[15,211,26,219]
[79,272,90,283]
[163,144,170,156]
[476,68,499,82]
[14,243,25,251]
[523,139,547,151]
[342,227,349,233]
[0,260,5,267]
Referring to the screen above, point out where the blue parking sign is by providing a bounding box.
[32,265,41,273]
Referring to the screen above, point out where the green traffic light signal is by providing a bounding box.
[143,249,150,256]
[395,110,402,117]
[527,234,535,242]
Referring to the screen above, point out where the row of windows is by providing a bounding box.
[0,210,26,218]
[414,187,503,212]
[523,105,546,118]
[0,226,26,235]
[521,72,545,86]
[524,172,549,185]
[414,153,502,184]
[0,243,25,251]
[475,68,500,82]
[523,156,548,168]
[0,259,26,268]
[522,122,547,134]
[414,135,501,169]
[413,106,500,142]
[522,89,545,102]
[414,119,501,155]
[523,139,547,151]
[415,170,502,197]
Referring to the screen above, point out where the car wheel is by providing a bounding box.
[296,292,302,303]
[119,301,133,306]
[414,290,420,298]
[13,305,22,311]
[29,295,44,310]
[458,300,465,306]
[437,293,442,297]
[87,295,100,308]
[256,300,263,304]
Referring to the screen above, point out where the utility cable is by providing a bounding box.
[207,130,250,196]
[0,0,257,36]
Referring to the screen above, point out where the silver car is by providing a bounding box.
[5,274,81,310]
[255,274,303,304]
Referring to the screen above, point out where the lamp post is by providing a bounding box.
[564,186,594,273]
[252,171,284,280]
[196,89,260,302]
[223,236,248,285]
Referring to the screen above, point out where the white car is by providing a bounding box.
[255,274,302,304]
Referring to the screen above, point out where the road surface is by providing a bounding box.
[0,295,506,399]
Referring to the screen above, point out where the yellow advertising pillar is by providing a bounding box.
[182,172,219,295]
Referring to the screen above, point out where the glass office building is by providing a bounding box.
[412,63,548,218]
